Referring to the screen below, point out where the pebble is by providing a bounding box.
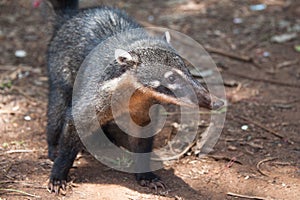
[263,51,270,57]
[233,18,243,24]
[228,145,237,151]
[282,183,286,187]
[15,50,27,58]
[241,125,248,130]
[147,15,154,22]
[250,4,267,11]
[271,33,297,43]
[24,115,31,121]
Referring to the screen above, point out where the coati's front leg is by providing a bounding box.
[48,108,81,194]
[46,88,70,161]
[128,136,166,190]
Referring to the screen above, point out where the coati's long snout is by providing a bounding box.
[175,83,224,110]
[138,73,225,111]
[189,80,224,110]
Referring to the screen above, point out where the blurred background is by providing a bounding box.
[0,0,299,199]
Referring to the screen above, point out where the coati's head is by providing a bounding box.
[114,33,224,110]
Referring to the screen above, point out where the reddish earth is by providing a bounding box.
[0,0,299,199]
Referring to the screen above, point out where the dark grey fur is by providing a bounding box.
[46,0,218,194]
[47,1,168,192]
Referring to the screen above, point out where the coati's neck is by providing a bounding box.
[96,71,156,126]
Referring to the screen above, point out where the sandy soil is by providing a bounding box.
[0,0,299,199]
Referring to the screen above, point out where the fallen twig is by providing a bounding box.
[246,141,263,149]
[225,70,300,88]
[256,157,277,176]
[239,116,286,140]
[18,182,46,190]
[230,115,294,144]
[0,149,35,156]
[0,181,15,184]
[204,46,252,62]
[0,110,24,115]
[6,149,35,154]
[207,155,243,165]
[272,161,292,166]
[280,98,300,104]
[276,59,299,69]
[0,181,45,189]
[0,188,41,198]
[0,65,33,71]
[227,192,267,199]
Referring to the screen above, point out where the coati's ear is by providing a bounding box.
[163,31,171,44]
[115,49,133,65]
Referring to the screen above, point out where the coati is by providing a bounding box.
[46,0,224,194]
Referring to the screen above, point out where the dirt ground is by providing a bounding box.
[0,0,299,199]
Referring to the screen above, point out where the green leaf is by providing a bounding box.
[295,45,300,52]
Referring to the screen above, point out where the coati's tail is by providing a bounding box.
[48,0,79,15]
[48,0,79,30]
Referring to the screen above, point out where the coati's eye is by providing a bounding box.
[168,75,176,83]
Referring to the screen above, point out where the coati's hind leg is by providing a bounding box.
[46,88,70,161]
[128,136,166,191]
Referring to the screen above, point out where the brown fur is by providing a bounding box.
[97,73,186,127]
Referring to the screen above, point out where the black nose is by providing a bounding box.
[211,98,225,110]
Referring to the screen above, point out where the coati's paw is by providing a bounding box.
[136,172,166,191]
[48,178,67,195]
[140,178,166,191]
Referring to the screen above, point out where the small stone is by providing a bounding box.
[250,4,267,11]
[282,183,286,187]
[271,33,297,43]
[241,125,248,130]
[147,15,154,22]
[263,51,270,57]
[233,18,243,24]
[294,45,300,52]
[228,145,237,151]
[15,50,27,58]
[24,115,31,121]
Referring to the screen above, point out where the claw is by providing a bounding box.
[54,184,60,195]
[151,179,166,192]
[136,172,167,192]
[61,180,67,191]
[139,179,147,187]
[48,179,67,195]
[149,182,158,192]
[154,181,166,190]
[138,178,166,192]
[47,182,54,193]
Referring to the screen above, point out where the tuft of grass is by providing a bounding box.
[0,81,12,90]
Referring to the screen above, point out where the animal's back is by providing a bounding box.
[47,7,141,90]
